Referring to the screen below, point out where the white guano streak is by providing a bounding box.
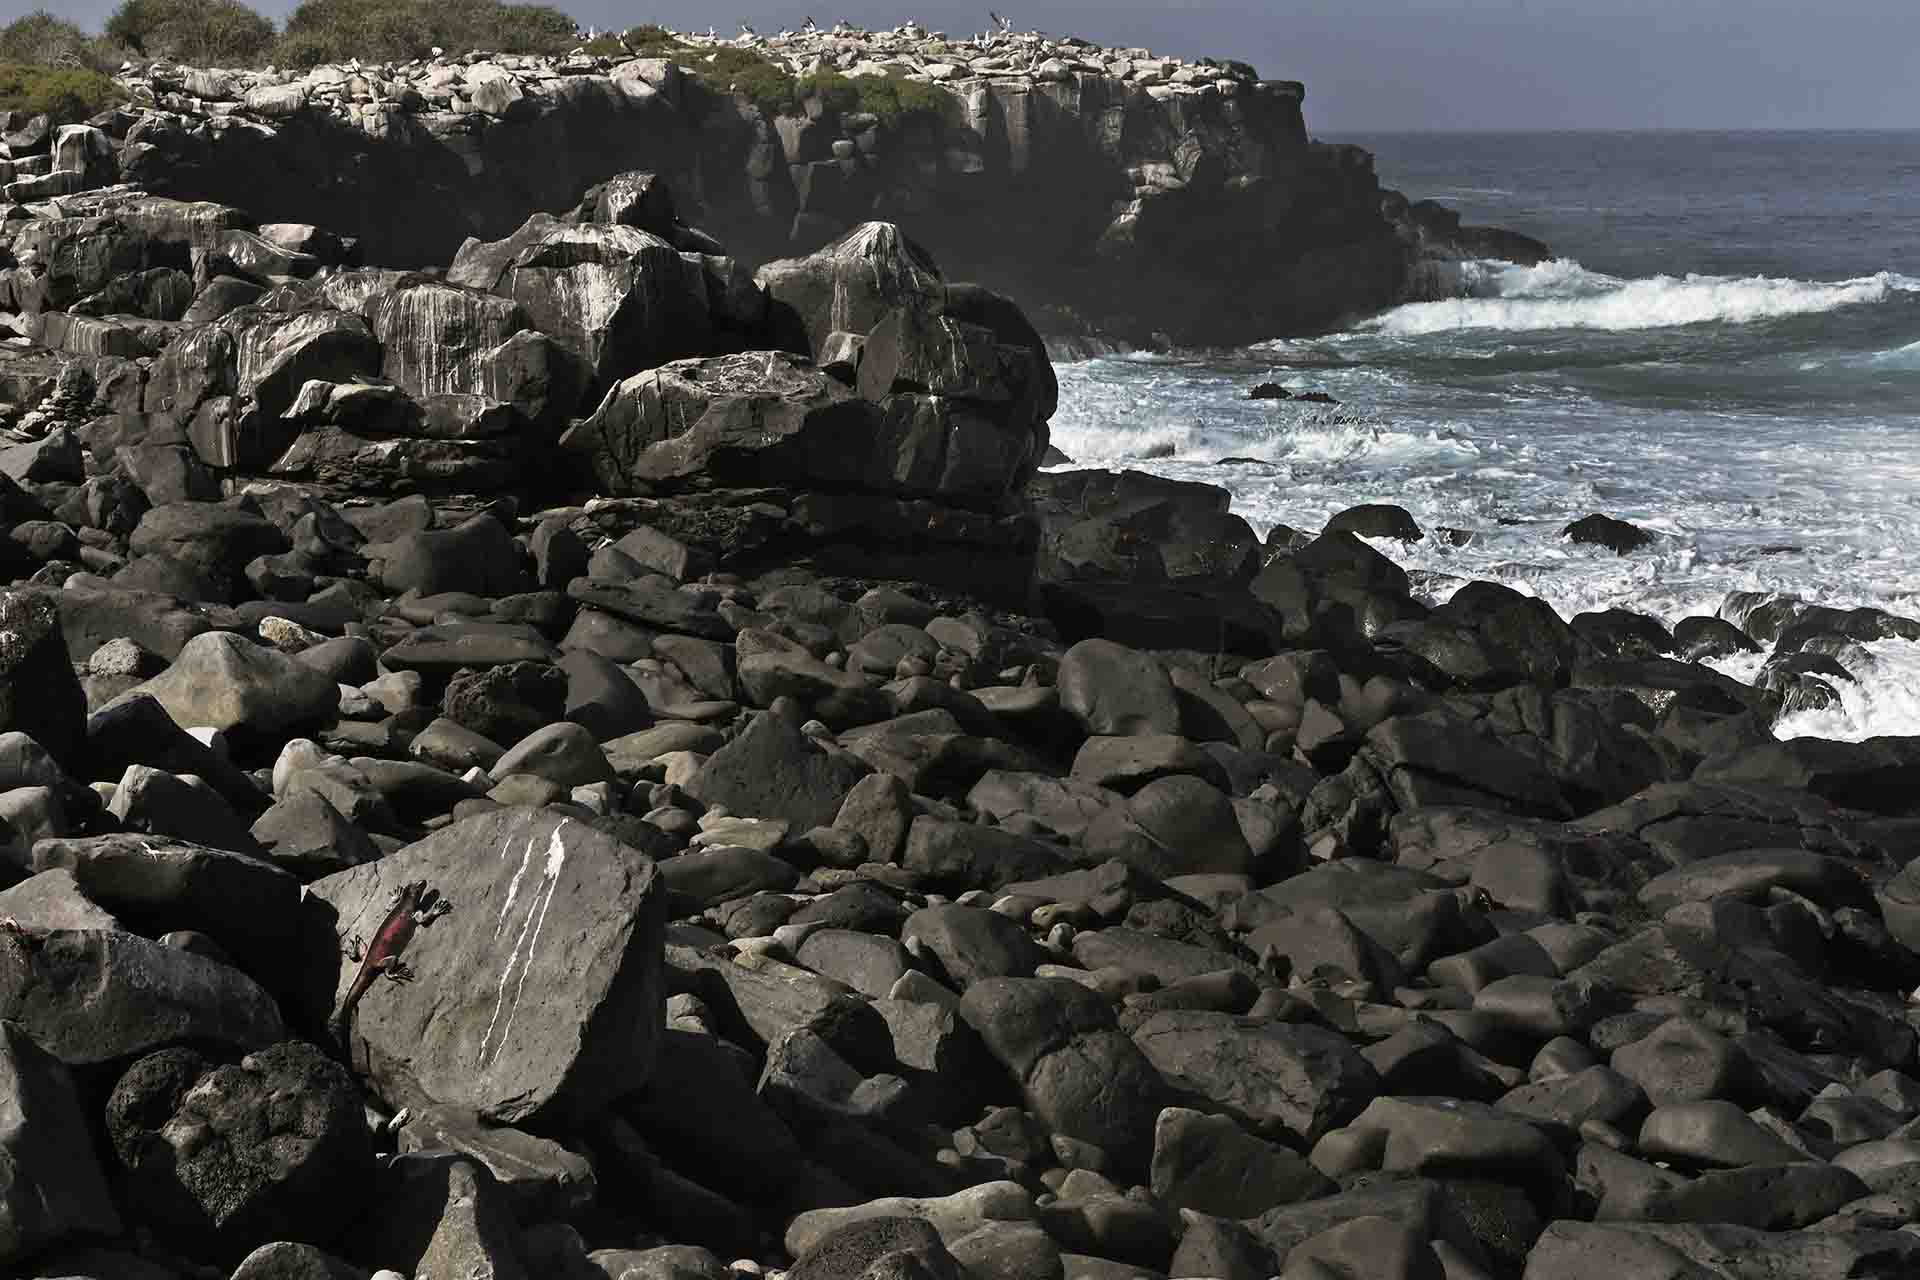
[478,820,570,1066]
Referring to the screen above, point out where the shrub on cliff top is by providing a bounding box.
[620,24,682,57]
[688,45,800,114]
[0,11,92,66]
[0,11,134,75]
[0,62,128,121]
[796,67,954,126]
[106,0,276,64]
[279,0,578,65]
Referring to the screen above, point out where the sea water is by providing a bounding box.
[1048,131,1920,741]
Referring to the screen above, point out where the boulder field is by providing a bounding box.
[2,71,1920,1280]
[6,22,1545,347]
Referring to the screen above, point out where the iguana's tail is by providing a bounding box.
[326,1009,354,1066]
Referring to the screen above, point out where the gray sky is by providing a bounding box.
[28,0,1920,130]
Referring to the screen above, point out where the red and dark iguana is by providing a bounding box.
[329,880,452,1060]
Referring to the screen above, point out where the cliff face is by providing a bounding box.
[86,28,1540,346]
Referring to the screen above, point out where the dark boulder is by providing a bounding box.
[1564,513,1654,555]
[106,1041,373,1265]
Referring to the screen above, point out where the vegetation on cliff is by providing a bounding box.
[1,3,959,124]
[0,62,127,122]
[106,0,277,64]
[0,10,128,74]
[277,0,579,66]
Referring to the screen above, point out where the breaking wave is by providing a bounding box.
[1368,259,1920,335]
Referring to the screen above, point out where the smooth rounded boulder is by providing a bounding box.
[1057,639,1181,737]
[109,631,340,748]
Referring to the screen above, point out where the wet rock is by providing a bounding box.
[1564,513,1654,555]
[1325,503,1423,543]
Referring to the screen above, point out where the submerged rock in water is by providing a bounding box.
[1565,512,1656,555]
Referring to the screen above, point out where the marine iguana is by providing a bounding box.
[330,880,452,1061]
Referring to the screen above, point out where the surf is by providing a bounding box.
[1368,259,1920,335]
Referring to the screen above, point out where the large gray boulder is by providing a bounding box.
[0,590,86,772]
[758,222,947,354]
[0,1019,122,1265]
[0,928,287,1064]
[108,631,340,746]
[960,977,1170,1181]
[687,711,869,832]
[303,808,666,1128]
[1131,1010,1380,1145]
[362,276,531,400]
[491,221,716,390]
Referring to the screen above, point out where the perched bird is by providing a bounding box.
[740,20,756,35]
[803,15,818,31]
[707,26,718,39]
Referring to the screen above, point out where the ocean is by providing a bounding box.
[1046,130,1920,742]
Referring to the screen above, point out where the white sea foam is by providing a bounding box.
[1770,639,1920,743]
[1049,244,1920,739]
[1366,260,1920,335]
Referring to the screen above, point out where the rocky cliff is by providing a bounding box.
[16,24,1544,346]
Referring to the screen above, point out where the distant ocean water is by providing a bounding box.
[1047,131,1920,741]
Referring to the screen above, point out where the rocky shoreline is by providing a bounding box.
[4,41,1920,1280]
[3,24,1543,347]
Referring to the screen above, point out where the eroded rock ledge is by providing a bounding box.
[10,22,1545,345]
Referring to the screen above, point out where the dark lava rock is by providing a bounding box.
[1564,513,1655,555]
[107,1041,374,1265]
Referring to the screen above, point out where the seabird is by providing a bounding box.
[740,20,756,35]
[803,15,818,31]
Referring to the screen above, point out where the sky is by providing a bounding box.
[28,0,1920,130]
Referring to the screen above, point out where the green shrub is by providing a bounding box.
[270,29,344,68]
[795,67,952,125]
[852,69,952,124]
[106,0,277,64]
[580,34,625,56]
[437,0,577,55]
[279,0,426,64]
[0,11,92,67]
[0,61,127,120]
[690,45,799,114]
[620,24,682,57]
[279,0,579,65]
